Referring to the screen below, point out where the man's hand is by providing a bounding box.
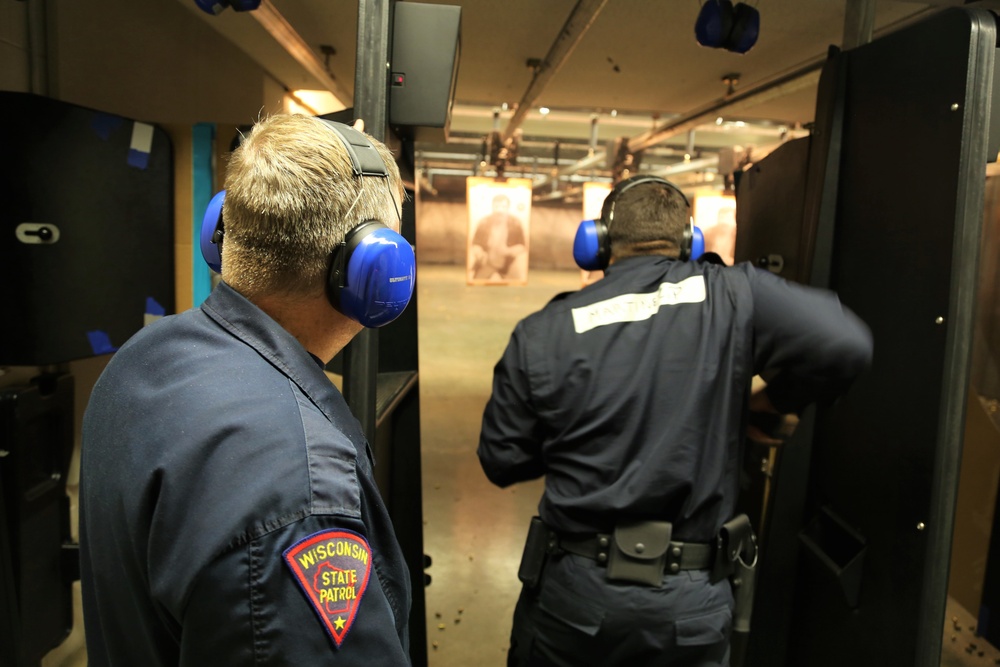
[747,377,798,445]
[748,376,777,414]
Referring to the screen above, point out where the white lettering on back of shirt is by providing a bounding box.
[571,275,706,334]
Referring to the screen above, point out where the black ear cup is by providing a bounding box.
[695,0,735,48]
[727,3,760,54]
[695,0,759,54]
[195,0,260,15]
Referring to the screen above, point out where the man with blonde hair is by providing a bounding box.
[80,114,414,665]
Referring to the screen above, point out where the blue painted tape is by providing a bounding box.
[145,297,166,317]
[86,330,119,355]
[90,112,123,140]
[127,149,150,169]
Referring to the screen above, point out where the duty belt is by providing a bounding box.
[556,533,714,573]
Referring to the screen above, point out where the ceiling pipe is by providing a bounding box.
[528,83,817,191]
[588,114,599,156]
[653,155,719,178]
[843,0,876,50]
[528,58,825,191]
[250,0,352,106]
[627,57,826,154]
[501,0,609,143]
[418,170,439,197]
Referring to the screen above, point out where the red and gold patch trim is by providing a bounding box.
[283,529,372,648]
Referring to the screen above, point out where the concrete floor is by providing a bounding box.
[416,263,581,666]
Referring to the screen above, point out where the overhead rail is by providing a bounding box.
[501,0,610,144]
[249,0,353,106]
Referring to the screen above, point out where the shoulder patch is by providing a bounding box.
[283,529,372,648]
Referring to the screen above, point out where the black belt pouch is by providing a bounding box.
[518,516,552,590]
[712,513,754,583]
[606,520,672,586]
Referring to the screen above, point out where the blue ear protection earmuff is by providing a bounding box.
[691,225,706,260]
[199,119,415,328]
[200,190,226,273]
[572,215,609,271]
[194,0,261,15]
[695,0,759,54]
[573,175,703,271]
[327,220,416,327]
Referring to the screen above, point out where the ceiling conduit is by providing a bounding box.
[180,0,351,110]
[250,0,352,107]
[627,58,825,154]
[501,0,609,144]
[530,57,825,194]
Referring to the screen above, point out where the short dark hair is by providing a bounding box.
[607,181,688,259]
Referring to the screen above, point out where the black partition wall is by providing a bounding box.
[0,92,174,366]
[0,92,175,666]
[736,8,997,667]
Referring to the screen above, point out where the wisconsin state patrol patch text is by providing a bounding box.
[283,529,372,648]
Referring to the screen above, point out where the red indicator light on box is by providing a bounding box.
[391,73,405,87]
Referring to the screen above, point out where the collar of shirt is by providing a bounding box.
[604,255,680,275]
[200,281,344,421]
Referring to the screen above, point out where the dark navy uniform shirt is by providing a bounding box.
[478,256,872,542]
[80,282,411,666]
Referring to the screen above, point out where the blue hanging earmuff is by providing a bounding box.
[573,175,703,271]
[199,119,415,328]
[695,0,735,49]
[726,3,760,54]
[695,0,759,54]
[194,0,261,15]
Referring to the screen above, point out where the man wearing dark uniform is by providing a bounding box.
[478,175,873,666]
[79,115,412,665]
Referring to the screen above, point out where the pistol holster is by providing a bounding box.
[518,516,556,590]
[711,513,757,584]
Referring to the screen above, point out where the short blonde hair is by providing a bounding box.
[221,114,403,299]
